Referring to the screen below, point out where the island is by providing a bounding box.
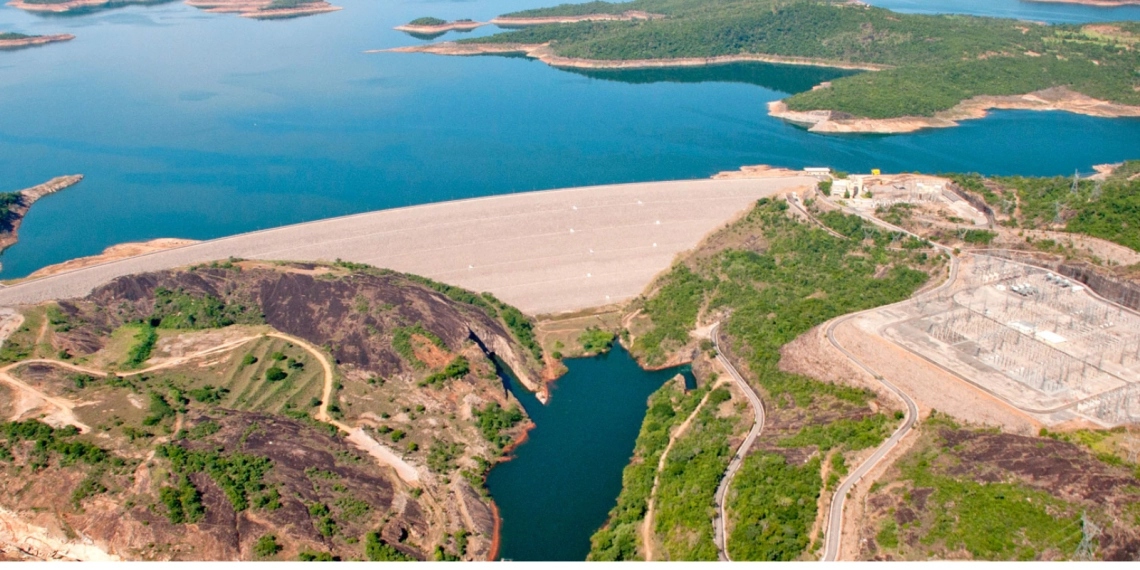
[385,0,1140,133]
[183,0,342,19]
[394,17,487,38]
[5,0,173,14]
[0,32,74,50]
[0,175,83,261]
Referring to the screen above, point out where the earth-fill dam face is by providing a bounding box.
[488,345,693,561]
[2,0,1140,278]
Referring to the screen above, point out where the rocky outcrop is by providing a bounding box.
[770,87,1140,134]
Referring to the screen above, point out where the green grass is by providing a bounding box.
[888,443,1083,559]
[579,327,616,354]
[468,0,1140,119]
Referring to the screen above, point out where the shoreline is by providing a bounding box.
[1023,0,1140,6]
[484,419,535,561]
[769,87,1140,133]
[0,34,74,50]
[489,10,663,27]
[375,42,886,72]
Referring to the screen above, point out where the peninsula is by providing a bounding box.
[387,0,1140,133]
[0,175,83,259]
[0,32,74,50]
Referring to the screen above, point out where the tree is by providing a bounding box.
[254,534,281,558]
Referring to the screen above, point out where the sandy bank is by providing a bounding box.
[18,238,198,282]
[0,34,73,50]
[770,87,1140,133]
[394,21,486,34]
[377,42,885,72]
[490,10,663,27]
[712,164,808,179]
[0,177,814,316]
[183,0,341,19]
[0,175,83,262]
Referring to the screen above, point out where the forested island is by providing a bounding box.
[394,18,486,39]
[393,0,1140,132]
[0,32,74,50]
[6,0,341,18]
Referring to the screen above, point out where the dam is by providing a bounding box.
[0,176,813,315]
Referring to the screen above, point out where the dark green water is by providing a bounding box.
[489,346,693,561]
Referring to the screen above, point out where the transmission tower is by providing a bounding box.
[1071,170,1080,195]
[1076,512,1100,561]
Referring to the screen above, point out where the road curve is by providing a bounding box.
[710,322,765,561]
[819,200,960,561]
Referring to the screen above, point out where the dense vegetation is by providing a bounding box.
[951,161,1140,252]
[619,199,932,559]
[263,0,317,10]
[652,386,737,560]
[578,327,616,354]
[589,380,706,560]
[408,17,448,26]
[470,0,1140,119]
[0,33,35,41]
[472,402,525,449]
[0,192,22,231]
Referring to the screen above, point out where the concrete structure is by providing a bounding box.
[0,177,814,315]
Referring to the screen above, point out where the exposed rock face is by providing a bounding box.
[78,264,542,387]
[769,87,1140,133]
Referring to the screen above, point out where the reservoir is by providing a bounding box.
[489,346,693,560]
[1,0,1139,277]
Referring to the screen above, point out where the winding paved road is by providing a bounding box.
[819,194,960,561]
[710,322,765,561]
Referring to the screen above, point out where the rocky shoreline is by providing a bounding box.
[0,34,74,50]
[376,41,886,72]
[769,87,1140,133]
[0,175,83,266]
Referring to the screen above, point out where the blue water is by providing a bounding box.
[489,346,694,561]
[0,0,1137,279]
